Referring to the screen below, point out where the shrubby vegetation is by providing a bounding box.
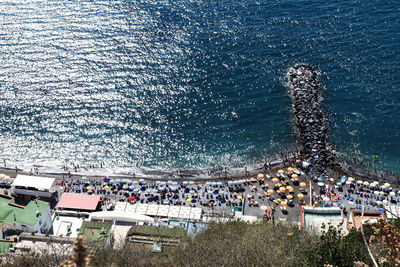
[1,219,399,267]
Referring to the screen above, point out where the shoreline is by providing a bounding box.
[0,157,398,185]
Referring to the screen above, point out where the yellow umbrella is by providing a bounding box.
[272,177,279,183]
[287,195,293,200]
[267,189,274,194]
[186,198,192,202]
[86,186,92,190]
[278,169,284,174]
[291,174,298,179]
[286,186,293,191]
[257,173,265,179]
[300,182,307,188]
[237,195,243,200]
[104,185,110,190]
[287,167,294,172]
[298,193,304,199]
[279,187,286,193]
[281,201,287,206]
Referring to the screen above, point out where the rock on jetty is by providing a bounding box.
[288,64,335,174]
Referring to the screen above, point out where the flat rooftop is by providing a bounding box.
[56,193,100,211]
[79,221,112,245]
[0,194,49,226]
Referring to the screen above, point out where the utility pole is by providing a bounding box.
[309,183,312,206]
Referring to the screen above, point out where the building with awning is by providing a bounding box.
[56,193,101,212]
[11,175,56,199]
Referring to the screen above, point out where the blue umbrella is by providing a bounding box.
[336,182,342,186]
[317,177,324,182]
[129,185,135,190]
[189,190,195,194]
[123,185,128,190]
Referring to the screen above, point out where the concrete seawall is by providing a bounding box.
[288,64,335,174]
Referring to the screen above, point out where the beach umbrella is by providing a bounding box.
[237,196,243,200]
[131,180,138,184]
[376,201,382,205]
[317,182,324,187]
[257,174,265,179]
[336,182,342,186]
[189,190,195,194]
[287,167,294,172]
[297,193,304,199]
[287,195,293,200]
[272,178,279,183]
[300,182,307,188]
[382,199,389,205]
[348,177,354,182]
[123,185,128,190]
[389,191,396,197]
[345,181,352,185]
[291,174,298,179]
[317,177,323,182]
[296,160,301,164]
[286,186,294,192]
[128,196,135,202]
[278,169,284,174]
[363,181,369,186]
[379,191,385,196]
[122,179,129,183]
[357,180,363,184]
[374,191,380,195]
[281,201,287,206]
[86,186,92,190]
[348,201,354,205]
[384,183,391,188]
[267,189,274,195]
[329,178,334,182]
[104,185,110,190]
[279,187,286,193]
[129,185,135,190]
[186,198,192,203]
[260,205,269,211]
[81,177,87,180]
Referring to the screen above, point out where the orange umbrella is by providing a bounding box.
[287,194,293,199]
[279,187,286,192]
[272,178,279,183]
[281,201,287,206]
[278,169,284,174]
[267,189,274,194]
[291,174,298,179]
[298,193,304,199]
[286,186,293,191]
[257,173,265,179]
[300,182,307,188]
[287,167,294,172]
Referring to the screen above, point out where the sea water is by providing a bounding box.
[0,0,399,176]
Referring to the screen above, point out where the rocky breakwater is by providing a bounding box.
[288,64,335,174]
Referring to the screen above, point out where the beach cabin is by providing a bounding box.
[347,209,385,231]
[0,194,52,237]
[11,175,57,200]
[300,206,348,235]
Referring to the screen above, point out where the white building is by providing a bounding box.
[11,175,57,199]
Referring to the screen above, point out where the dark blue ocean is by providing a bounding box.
[0,0,399,176]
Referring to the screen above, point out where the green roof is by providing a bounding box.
[128,225,186,239]
[79,221,112,245]
[0,241,12,254]
[0,195,49,226]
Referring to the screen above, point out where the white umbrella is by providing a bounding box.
[317,182,324,187]
[389,191,396,197]
[374,191,380,195]
[348,201,354,205]
[357,180,363,184]
[382,199,389,205]
[376,201,382,205]
[379,191,385,195]
[345,181,352,185]
[384,182,390,187]
[348,177,354,182]
[363,181,369,186]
